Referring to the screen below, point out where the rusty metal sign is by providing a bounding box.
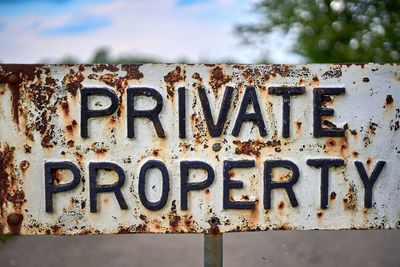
[0,63,399,235]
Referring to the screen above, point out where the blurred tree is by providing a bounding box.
[90,47,158,64]
[91,47,111,63]
[236,0,400,62]
[58,56,79,64]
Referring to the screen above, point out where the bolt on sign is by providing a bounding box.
[0,63,399,235]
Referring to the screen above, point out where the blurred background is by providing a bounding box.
[0,0,398,64]
[1,0,400,266]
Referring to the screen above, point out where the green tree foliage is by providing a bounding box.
[236,0,400,63]
[89,47,159,64]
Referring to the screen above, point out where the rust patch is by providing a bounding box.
[368,122,378,135]
[386,95,393,106]
[183,214,194,231]
[67,140,74,147]
[233,139,280,157]
[343,186,357,211]
[19,160,30,172]
[0,145,25,214]
[208,217,220,234]
[24,144,31,153]
[295,121,302,133]
[323,137,349,157]
[122,64,143,80]
[366,157,372,168]
[27,83,55,110]
[321,95,332,106]
[362,77,370,83]
[0,64,40,125]
[164,66,186,99]
[192,72,202,82]
[62,69,85,96]
[92,64,119,73]
[7,213,23,234]
[330,191,337,200]
[209,66,231,95]
[322,67,342,79]
[249,199,259,221]
[152,149,159,157]
[168,200,181,232]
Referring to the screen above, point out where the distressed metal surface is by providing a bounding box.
[0,63,399,235]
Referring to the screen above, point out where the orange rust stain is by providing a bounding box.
[366,157,372,171]
[368,123,378,135]
[249,199,259,222]
[66,120,78,137]
[323,137,349,157]
[191,72,202,82]
[0,65,40,126]
[233,139,280,157]
[343,186,357,211]
[330,191,337,200]
[278,201,285,210]
[75,152,84,165]
[19,160,30,172]
[317,212,323,218]
[325,138,336,147]
[209,66,231,95]
[295,121,302,134]
[152,150,159,157]
[62,69,85,97]
[241,195,250,200]
[180,142,191,152]
[60,100,70,116]
[24,145,31,154]
[164,66,186,99]
[385,95,393,107]
[108,117,118,126]
[229,171,235,178]
[0,145,26,215]
[53,170,64,185]
[169,215,181,233]
[183,214,194,231]
[67,140,74,147]
[311,76,320,86]
[352,151,359,158]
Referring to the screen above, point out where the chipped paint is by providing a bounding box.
[0,63,399,235]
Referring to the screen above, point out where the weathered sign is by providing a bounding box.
[0,63,399,235]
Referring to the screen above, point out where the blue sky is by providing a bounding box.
[0,0,302,63]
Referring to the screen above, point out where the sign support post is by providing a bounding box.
[204,233,223,267]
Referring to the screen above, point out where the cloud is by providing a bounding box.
[41,16,111,35]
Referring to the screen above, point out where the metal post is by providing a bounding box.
[204,233,223,267]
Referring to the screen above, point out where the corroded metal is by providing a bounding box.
[0,63,399,235]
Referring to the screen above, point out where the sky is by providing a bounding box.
[0,0,303,64]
